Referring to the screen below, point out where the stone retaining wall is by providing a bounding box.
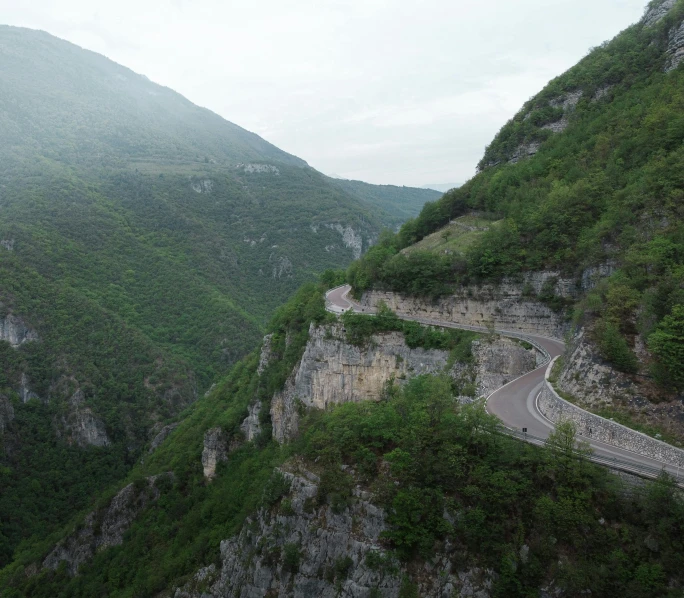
[538,358,684,468]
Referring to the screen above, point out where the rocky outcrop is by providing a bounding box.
[270,324,453,442]
[665,20,684,72]
[240,401,262,442]
[174,465,496,598]
[324,224,364,259]
[580,261,618,291]
[557,327,684,440]
[237,163,280,175]
[19,372,40,403]
[508,141,541,164]
[0,394,14,433]
[472,337,539,397]
[202,427,229,479]
[360,273,574,339]
[269,324,541,443]
[59,390,110,447]
[540,360,684,468]
[0,313,38,347]
[0,239,14,251]
[592,85,613,102]
[190,178,213,193]
[557,328,641,407]
[541,91,584,133]
[43,473,173,576]
[643,0,676,27]
[149,423,179,454]
[257,333,274,375]
[270,254,293,279]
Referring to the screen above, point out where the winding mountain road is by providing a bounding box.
[326,285,683,481]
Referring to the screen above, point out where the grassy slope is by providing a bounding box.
[402,214,502,256]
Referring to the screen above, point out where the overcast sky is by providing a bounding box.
[2,0,647,187]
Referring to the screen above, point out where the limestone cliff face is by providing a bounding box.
[0,313,38,347]
[665,19,684,72]
[43,474,173,576]
[202,427,229,480]
[270,324,453,443]
[257,333,274,375]
[472,337,539,398]
[58,389,110,448]
[643,0,676,27]
[269,324,540,443]
[19,372,40,403]
[149,423,179,454]
[174,463,496,598]
[240,401,262,442]
[558,327,684,438]
[360,272,574,339]
[558,328,639,406]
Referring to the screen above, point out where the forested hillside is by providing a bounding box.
[348,0,684,392]
[0,26,435,568]
[4,1,684,596]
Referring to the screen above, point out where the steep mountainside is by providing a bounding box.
[0,26,435,568]
[5,281,684,598]
[348,0,684,402]
[3,2,684,596]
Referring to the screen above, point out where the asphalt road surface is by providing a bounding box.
[326,285,683,481]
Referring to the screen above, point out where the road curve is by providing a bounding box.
[326,285,683,481]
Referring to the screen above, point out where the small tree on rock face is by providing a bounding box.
[649,304,684,390]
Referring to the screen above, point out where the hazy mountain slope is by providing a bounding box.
[0,26,306,169]
[0,26,434,567]
[325,177,441,225]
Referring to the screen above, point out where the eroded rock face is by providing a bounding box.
[508,141,541,164]
[19,372,40,404]
[580,261,618,291]
[59,390,110,447]
[0,314,38,347]
[149,423,179,454]
[270,254,293,279]
[202,427,228,479]
[541,90,584,133]
[558,328,640,407]
[238,163,280,175]
[270,324,453,442]
[324,224,364,259]
[240,401,262,442]
[472,337,539,397]
[643,0,676,27]
[43,474,172,576]
[665,20,684,71]
[360,273,572,339]
[269,324,541,443]
[190,179,213,193]
[257,333,274,375]
[0,239,14,251]
[174,465,496,598]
